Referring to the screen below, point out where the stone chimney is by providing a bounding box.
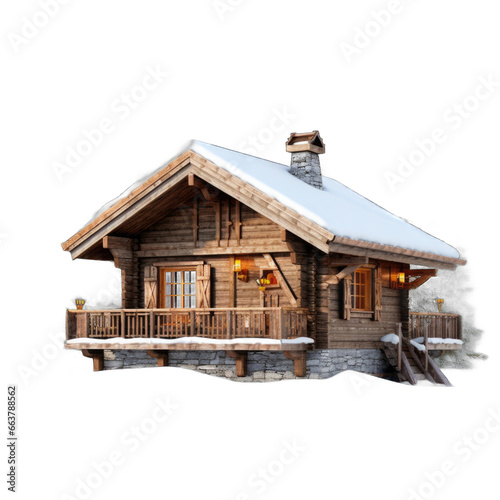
[286,131,325,189]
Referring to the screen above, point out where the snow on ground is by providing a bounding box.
[13,353,500,500]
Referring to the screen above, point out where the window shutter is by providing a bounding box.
[144,265,158,309]
[343,275,352,320]
[196,264,211,308]
[374,267,383,321]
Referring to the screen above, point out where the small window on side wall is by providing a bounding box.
[343,266,382,321]
[351,268,372,312]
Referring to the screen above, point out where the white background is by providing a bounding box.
[1,1,499,499]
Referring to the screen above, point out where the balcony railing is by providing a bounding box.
[409,312,462,342]
[66,307,309,342]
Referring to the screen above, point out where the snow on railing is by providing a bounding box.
[66,307,309,342]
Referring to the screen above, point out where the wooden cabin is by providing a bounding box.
[63,131,466,384]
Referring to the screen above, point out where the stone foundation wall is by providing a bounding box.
[103,349,394,382]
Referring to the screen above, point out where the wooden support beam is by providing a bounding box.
[188,173,219,202]
[234,200,241,246]
[403,269,438,290]
[283,350,307,377]
[137,243,291,258]
[193,197,199,245]
[187,173,206,190]
[262,254,298,307]
[103,235,134,251]
[147,350,169,367]
[226,350,247,377]
[201,186,218,202]
[325,265,362,285]
[228,256,236,308]
[223,196,232,246]
[214,200,221,246]
[81,349,104,372]
[280,229,307,265]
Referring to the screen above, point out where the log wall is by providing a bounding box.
[113,191,411,350]
[131,197,302,310]
[311,250,410,349]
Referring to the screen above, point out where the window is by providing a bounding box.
[160,269,197,308]
[351,268,372,312]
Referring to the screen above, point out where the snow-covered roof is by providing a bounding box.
[64,139,463,265]
[189,141,460,259]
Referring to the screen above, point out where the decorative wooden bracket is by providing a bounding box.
[103,236,134,268]
[81,349,104,372]
[188,173,218,202]
[393,269,437,290]
[280,229,307,265]
[325,265,362,285]
[147,350,169,367]
[226,350,247,377]
[188,173,206,190]
[283,351,307,377]
[262,254,298,307]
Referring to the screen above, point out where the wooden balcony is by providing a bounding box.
[66,307,311,350]
[66,307,312,375]
[409,312,463,351]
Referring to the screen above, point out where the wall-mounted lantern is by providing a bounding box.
[255,271,277,291]
[436,298,444,312]
[75,298,86,310]
[256,278,270,291]
[233,259,248,282]
[397,272,406,285]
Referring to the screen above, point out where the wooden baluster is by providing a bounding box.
[149,311,155,338]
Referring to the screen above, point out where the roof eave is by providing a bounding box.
[329,236,465,270]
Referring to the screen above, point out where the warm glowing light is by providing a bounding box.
[75,298,86,310]
[233,260,242,272]
[397,272,405,283]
